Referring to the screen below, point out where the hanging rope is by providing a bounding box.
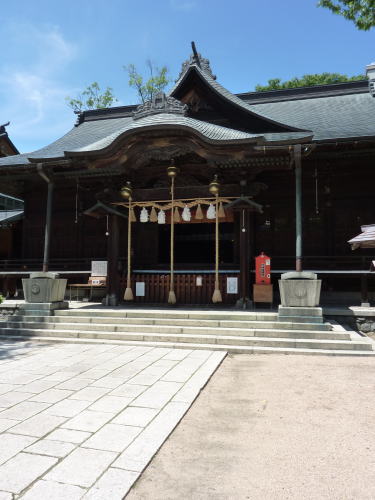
[314,167,319,215]
[168,175,177,305]
[212,192,222,303]
[105,215,109,236]
[75,179,79,224]
[124,197,134,301]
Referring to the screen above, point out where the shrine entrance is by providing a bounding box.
[98,161,266,307]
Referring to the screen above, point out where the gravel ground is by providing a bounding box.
[127,353,375,500]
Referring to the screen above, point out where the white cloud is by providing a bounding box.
[0,24,79,153]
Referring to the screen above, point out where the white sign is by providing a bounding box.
[136,282,145,297]
[91,261,107,277]
[227,277,238,294]
[196,276,202,287]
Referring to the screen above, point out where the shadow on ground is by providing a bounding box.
[0,339,52,362]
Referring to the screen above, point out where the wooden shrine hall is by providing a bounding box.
[1,48,375,307]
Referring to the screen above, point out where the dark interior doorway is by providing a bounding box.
[158,223,234,265]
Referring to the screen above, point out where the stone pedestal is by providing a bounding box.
[278,271,321,308]
[22,272,67,304]
[235,297,253,309]
[278,305,324,324]
[102,293,119,307]
[19,301,69,316]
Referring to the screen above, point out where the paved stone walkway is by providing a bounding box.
[0,340,225,499]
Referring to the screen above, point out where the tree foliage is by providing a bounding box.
[255,72,366,91]
[318,0,375,30]
[124,61,169,103]
[66,82,118,112]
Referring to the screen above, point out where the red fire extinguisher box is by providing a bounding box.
[254,252,273,305]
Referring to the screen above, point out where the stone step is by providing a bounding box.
[2,321,347,340]
[0,327,371,351]
[0,334,374,356]
[54,309,279,322]
[8,315,332,331]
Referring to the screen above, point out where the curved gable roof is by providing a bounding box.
[170,62,309,133]
[0,109,311,168]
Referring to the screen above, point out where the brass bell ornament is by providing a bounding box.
[209,174,220,195]
[120,181,133,199]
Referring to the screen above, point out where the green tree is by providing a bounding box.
[124,61,169,103]
[66,82,118,112]
[318,0,375,30]
[255,72,366,91]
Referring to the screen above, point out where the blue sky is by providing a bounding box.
[1,0,374,153]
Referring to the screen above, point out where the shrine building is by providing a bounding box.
[1,50,375,307]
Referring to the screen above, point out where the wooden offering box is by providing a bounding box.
[253,284,273,304]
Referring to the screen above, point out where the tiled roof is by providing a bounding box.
[0,210,23,223]
[348,225,375,249]
[0,114,311,167]
[247,92,375,141]
[0,55,374,169]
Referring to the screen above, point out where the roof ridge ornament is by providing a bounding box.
[133,92,188,120]
[366,61,375,97]
[0,121,10,134]
[176,41,217,82]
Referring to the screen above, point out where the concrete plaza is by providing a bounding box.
[1,338,374,500]
[0,340,225,499]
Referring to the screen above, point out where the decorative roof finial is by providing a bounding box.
[133,92,188,120]
[366,61,375,97]
[191,41,201,68]
[0,122,10,134]
[176,43,216,82]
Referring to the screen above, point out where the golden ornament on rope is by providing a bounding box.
[167,161,178,305]
[209,174,222,303]
[120,181,134,301]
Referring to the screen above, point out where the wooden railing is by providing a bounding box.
[120,272,240,305]
[0,255,372,273]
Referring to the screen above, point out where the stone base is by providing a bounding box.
[278,305,324,324]
[235,297,253,309]
[361,302,371,308]
[102,294,119,307]
[19,301,69,316]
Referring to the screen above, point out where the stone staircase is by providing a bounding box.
[0,306,374,356]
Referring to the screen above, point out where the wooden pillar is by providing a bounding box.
[42,180,54,272]
[106,214,120,306]
[361,274,369,306]
[294,144,302,272]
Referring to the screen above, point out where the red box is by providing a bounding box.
[255,252,271,285]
